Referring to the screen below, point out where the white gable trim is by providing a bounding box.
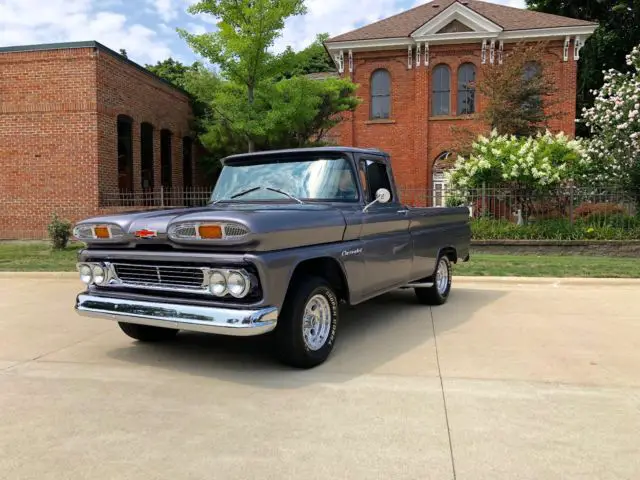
[411,2,502,38]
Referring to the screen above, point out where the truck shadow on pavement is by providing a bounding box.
[106,286,505,387]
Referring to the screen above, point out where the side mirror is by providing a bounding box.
[363,188,391,212]
[375,188,391,204]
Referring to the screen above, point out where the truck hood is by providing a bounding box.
[77,203,348,251]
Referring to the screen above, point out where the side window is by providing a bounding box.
[359,159,393,203]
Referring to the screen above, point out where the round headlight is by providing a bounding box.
[79,264,93,284]
[227,271,249,298]
[92,265,106,285]
[209,271,227,296]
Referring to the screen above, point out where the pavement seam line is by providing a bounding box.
[4,328,112,372]
[431,306,457,480]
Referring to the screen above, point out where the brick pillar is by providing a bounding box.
[153,127,162,198]
[414,63,429,207]
[131,118,141,195]
[341,68,356,146]
[173,131,183,193]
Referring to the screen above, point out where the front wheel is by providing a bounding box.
[415,256,452,306]
[275,276,339,369]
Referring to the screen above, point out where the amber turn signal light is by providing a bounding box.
[94,226,111,239]
[198,224,222,239]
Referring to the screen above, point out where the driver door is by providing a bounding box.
[357,157,412,297]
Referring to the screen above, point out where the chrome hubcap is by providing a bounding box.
[302,294,332,351]
[436,259,449,295]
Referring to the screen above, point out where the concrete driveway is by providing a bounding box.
[1,275,639,480]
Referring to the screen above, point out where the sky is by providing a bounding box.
[0,0,526,67]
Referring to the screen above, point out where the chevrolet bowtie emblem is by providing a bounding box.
[134,229,158,239]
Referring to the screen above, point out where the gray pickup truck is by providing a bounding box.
[73,147,470,368]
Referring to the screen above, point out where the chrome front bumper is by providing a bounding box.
[75,294,278,336]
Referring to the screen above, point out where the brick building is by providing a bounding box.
[0,41,206,240]
[324,0,597,206]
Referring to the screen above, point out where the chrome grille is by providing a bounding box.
[112,263,205,291]
[223,224,249,238]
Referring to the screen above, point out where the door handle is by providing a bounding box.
[397,209,409,215]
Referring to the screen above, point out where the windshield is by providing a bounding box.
[211,155,359,202]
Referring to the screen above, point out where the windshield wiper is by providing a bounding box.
[209,186,261,205]
[265,187,304,204]
[230,186,262,199]
[212,186,304,205]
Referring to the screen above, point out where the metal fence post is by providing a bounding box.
[569,181,574,226]
[160,186,164,208]
[482,181,486,216]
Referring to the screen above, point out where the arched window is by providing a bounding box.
[160,129,173,188]
[523,61,542,112]
[140,122,154,191]
[523,61,541,81]
[370,69,391,119]
[117,115,133,192]
[432,65,451,116]
[457,63,476,115]
[432,151,454,207]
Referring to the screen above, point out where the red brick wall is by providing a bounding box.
[0,47,100,239]
[95,50,197,201]
[0,45,204,240]
[337,40,578,204]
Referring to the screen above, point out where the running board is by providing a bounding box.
[400,282,434,289]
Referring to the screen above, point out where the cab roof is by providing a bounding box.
[221,147,389,165]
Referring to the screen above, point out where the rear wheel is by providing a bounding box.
[275,276,339,369]
[415,255,452,306]
[118,322,179,342]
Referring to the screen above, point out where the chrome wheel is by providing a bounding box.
[436,258,449,295]
[302,294,332,351]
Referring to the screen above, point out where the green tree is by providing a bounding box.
[278,33,336,79]
[477,42,558,137]
[526,0,640,135]
[178,0,307,152]
[145,57,204,90]
[265,76,359,147]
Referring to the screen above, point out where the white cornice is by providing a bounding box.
[498,24,597,41]
[325,37,411,52]
[325,24,596,54]
[411,2,502,38]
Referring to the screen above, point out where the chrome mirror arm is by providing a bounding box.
[363,199,379,213]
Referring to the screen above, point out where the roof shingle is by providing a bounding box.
[326,0,597,43]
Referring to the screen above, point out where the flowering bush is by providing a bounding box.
[447,129,587,190]
[446,129,589,221]
[581,44,640,192]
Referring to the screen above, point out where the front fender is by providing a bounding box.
[249,240,365,309]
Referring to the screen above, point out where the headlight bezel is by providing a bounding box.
[72,223,126,242]
[206,268,252,298]
[167,221,250,243]
[77,262,112,286]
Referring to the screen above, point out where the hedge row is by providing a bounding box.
[471,217,640,240]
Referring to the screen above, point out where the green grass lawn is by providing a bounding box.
[0,242,81,272]
[454,253,640,278]
[1,242,640,278]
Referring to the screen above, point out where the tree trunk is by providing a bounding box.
[247,83,255,153]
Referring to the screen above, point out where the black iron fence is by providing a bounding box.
[101,187,214,208]
[100,185,639,232]
[399,186,639,225]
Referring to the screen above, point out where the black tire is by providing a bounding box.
[118,322,179,342]
[275,276,340,369]
[415,256,452,306]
